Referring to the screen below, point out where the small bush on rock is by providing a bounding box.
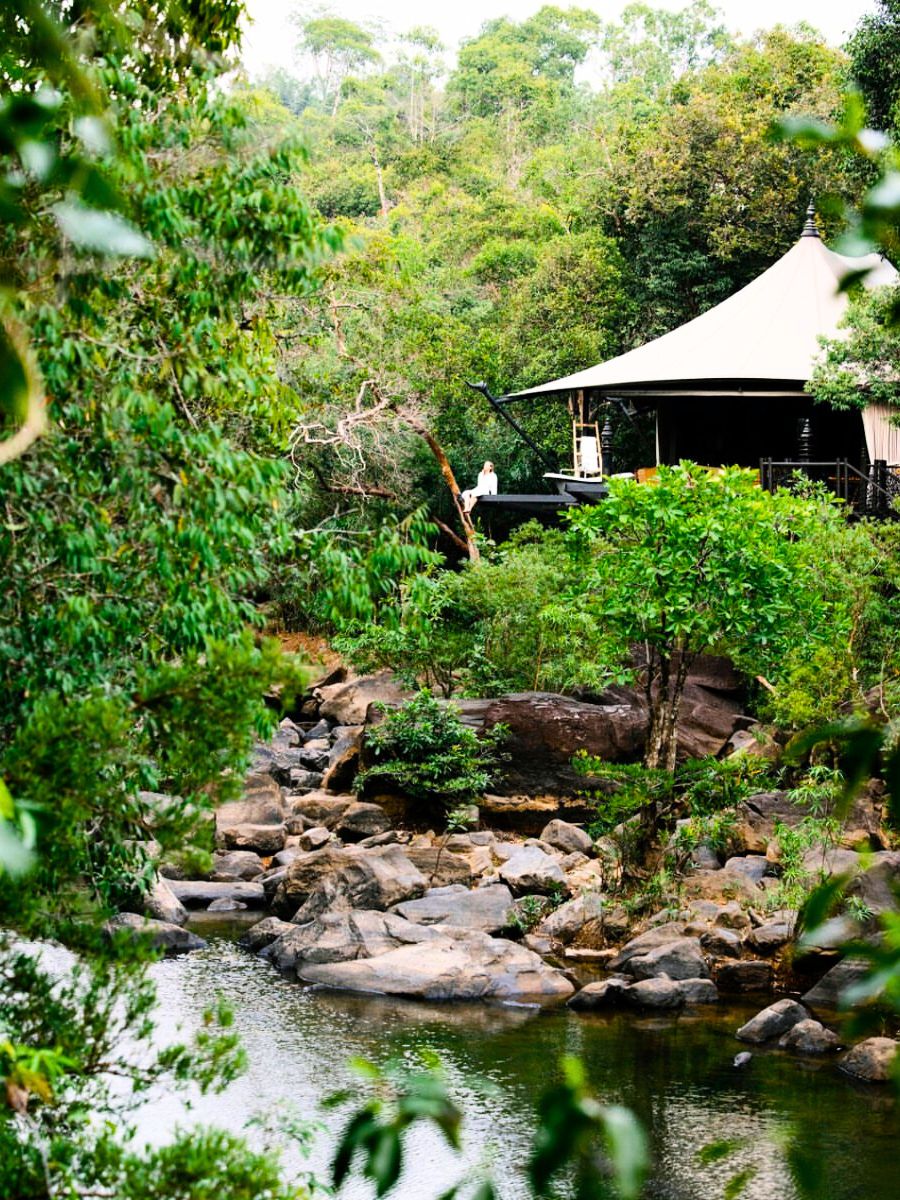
[356,691,507,807]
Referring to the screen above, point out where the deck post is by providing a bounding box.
[601,410,614,475]
[797,417,813,464]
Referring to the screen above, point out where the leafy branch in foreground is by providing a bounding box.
[326,1053,648,1200]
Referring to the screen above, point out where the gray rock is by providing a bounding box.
[724,855,769,884]
[622,977,685,1010]
[303,719,332,741]
[778,1019,840,1054]
[846,850,900,915]
[265,909,440,971]
[626,938,709,981]
[293,844,427,922]
[287,791,354,830]
[536,893,607,945]
[802,958,872,1011]
[716,960,773,992]
[747,922,791,955]
[678,977,719,1004]
[238,916,294,952]
[144,876,188,926]
[736,998,809,1043]
[407,847,475,888]
[278,845,355,910]
[539,819,593,856]
[298,826,332,852]
[288,768,324,792]
[319,671,410,726]
[608,923,687,970]
[733,1051,753,1068]
[390,884,516,934]
[273,847,303,867]
[167,880,266,909]
[210,850,265,882]
[335,801,391,842]
[107,912,206,955]
[207,897,247,912]
[713,902,752,931]
[296,930,574,1005]
[323,725,364,792]
[568,977,630,1011]
[840,1037,898,1083]
[700,928,742,959]
[216,774,285,855]
[499,845,567,895]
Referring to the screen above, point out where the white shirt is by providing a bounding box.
[475,470,498,496]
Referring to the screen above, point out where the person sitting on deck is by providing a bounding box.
[461,461,498,513]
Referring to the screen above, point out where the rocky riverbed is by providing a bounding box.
[126,669,899,1087]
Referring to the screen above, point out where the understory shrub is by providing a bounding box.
[355,690,508,807]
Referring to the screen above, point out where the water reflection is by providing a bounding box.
[143,937,899,1200]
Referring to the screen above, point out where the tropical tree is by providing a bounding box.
[567,466,843,771]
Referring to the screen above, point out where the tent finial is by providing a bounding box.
[801,199,820,238]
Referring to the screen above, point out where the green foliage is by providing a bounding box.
[569,465,844,769]
[283,505,442,632]
[356,690,507,807]
[808,285,900,411]
[847,0,900,132]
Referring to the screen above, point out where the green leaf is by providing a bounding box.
[51,200,154,257]
[601,1105,649,1200]
[724,1166,757,1200]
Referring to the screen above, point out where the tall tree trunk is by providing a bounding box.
[402,413,480,561]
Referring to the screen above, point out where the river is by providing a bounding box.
[142,921,899,1200]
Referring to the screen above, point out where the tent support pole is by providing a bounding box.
[466,382,554,470]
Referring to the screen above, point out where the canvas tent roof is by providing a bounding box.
[509,221,898,401]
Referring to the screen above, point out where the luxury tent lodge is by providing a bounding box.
[474,206,900,518]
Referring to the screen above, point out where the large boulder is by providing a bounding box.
[334,802,391,842]
[166,879,266,909]
[736,998,809,1043]
[454,693,645,797]
[778,1019,840,1054]
[536,893,608,946]
[540,819,593,856]
[390,884,516,934]
[499,845,566,895]
[801,957,872,1011]
[318,672,410,726]
[735,789,887,854]
[296,930,574,1005]
[406,847,475,888]
[275,844,354,911]
[210,851,265,882]
[608,923,686,970]
[840,1037,898,1083]
[216,774,285,855]
[568,977,631,1011]
[624,938,709,981]
[715,960,773,992]
[238,916,294,952]
[292,845,427,922]
[286,791,354,832]
[747,922,792,956]
[264,909,439,972]
[622,977,685,1010]
[107,912,206,955]
[322,725,364,792]
[144,876,188,926]
[846,851,900,915]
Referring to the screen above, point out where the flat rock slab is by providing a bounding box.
[297,933,574,1005]
[390,884,516,934]
[167,880,266,909]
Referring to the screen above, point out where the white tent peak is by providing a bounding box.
[510,225,898,400]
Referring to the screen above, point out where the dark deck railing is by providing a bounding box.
[759,458,900,518]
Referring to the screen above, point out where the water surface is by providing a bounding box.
[145,930,899,1200]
